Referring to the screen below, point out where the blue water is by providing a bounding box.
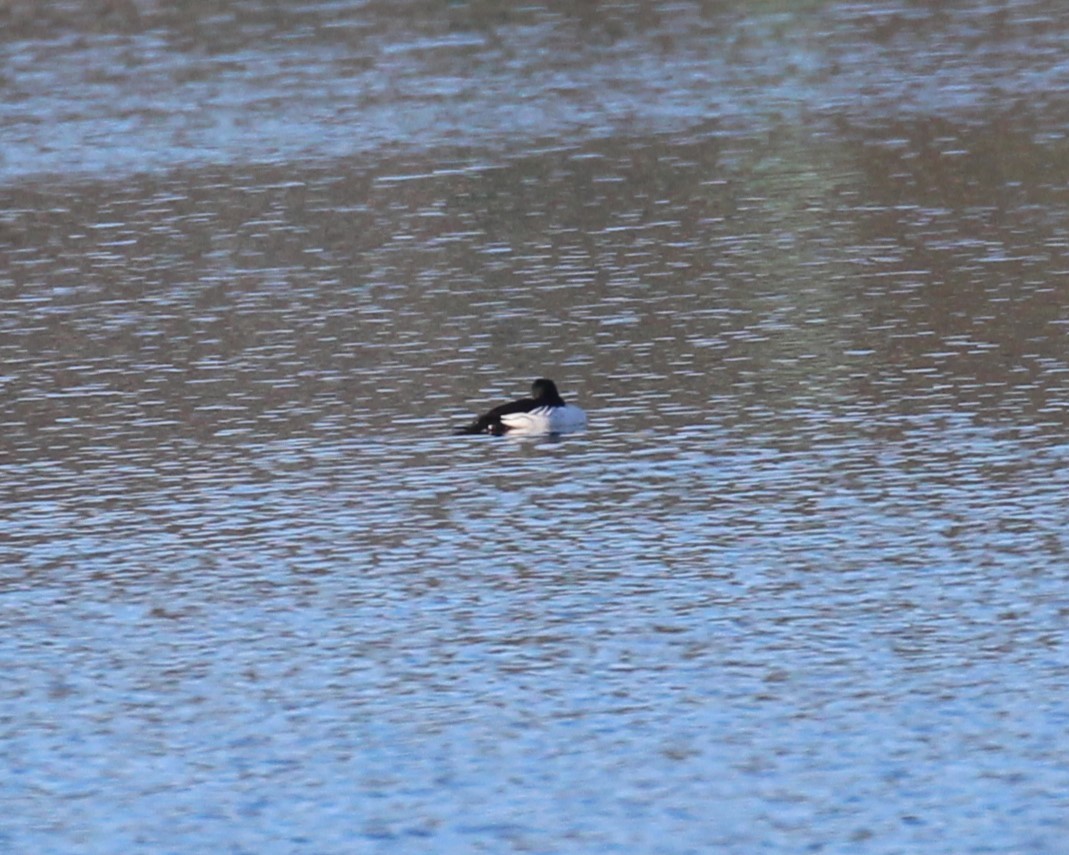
[4,1,1069,853]
[6,423,1069,853]
[3,1,1069,184]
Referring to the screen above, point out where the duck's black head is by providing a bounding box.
[531,378,565,405]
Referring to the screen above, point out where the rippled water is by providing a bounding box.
[4,1,1069,853]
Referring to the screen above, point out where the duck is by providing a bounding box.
[455,378,587,436]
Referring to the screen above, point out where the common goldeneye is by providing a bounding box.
[455,378,587,436]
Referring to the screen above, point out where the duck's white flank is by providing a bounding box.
[500,403,587,435]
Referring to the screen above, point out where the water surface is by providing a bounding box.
[3,1,1069,853]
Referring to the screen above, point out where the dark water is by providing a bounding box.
[4,1,1069,852]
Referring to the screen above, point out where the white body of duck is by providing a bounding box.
[500,403,587,435]
[456,378,587,436]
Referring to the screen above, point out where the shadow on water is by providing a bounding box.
[5,116,1068,451]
